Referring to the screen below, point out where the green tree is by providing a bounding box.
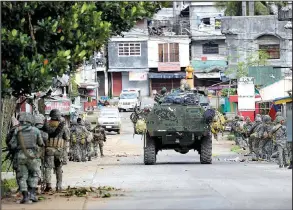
[215,1,288,16]
[2,2,166,98]
[225,50,269,79]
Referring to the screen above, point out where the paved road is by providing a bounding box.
[86,112,292,210]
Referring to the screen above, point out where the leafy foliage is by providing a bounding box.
[215,1,288,16]
[221,88,237,97]
[225,51,269,79]
[2,2,165,98]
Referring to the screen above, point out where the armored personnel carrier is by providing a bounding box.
[135,88,215,165]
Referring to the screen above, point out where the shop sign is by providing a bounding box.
[129,72,148,81]
[45,100,71,115]
[158,62,180,71]
[237,77,255,111]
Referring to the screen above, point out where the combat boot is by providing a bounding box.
[28,187,38,202]
[88,156,92,161]
[44,183,52,192]
[20,191,30,204]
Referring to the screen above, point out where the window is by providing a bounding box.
[202,42,219,54]
[118,43,141,56]
[259,44,280,59]
[202,18,210,25]
[158,43,179,62]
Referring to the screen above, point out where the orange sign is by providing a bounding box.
[158,62,180,71]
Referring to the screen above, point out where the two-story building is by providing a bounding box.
[108,20,150,97]
[147,7,191,95]
[221,15,292,87]
[189,2,228,87]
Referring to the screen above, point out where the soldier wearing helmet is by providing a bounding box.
[84,120,93,161]
[234,116,246,148]
[92,124,107,157]
[270,116,289,168]
[9,112,44,203]
[42,109,69,192]
[248,115,263,158]
[258,115,272,160]
[244,117,253,154]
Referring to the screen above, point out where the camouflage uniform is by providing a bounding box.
[84,120,93,161]
[235,116,247,148]
[72,119,89,162]
[154,87,167,103]
[244,117,253,153]
[9,112,44,204]
[33,114,48,190]
[5,117,20,191]
[258,115,273,160]
[93,125,106,157]
[231,115,239,139]
[69,121,78,161]
[42,109,69,192]
[248,116,263,157]
[270,116,289,168]
[62,124,70,165]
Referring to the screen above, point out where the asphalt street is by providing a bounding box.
[86,109,292,210]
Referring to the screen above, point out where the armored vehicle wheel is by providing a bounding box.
[144,134,156,165]
[200,132,212,164]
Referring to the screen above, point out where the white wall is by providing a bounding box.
[260,77,292,101]
[121,72,150,96]
[189,2,225,37]
[148,36,190,68]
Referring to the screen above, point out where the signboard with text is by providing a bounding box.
[237,77,255,111]
[45,99,71,115]
[158,62,180,71]
[129,72,148,81]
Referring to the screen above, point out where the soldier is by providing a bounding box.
[5,116,20,192]
[84,120,93,161]
[9,112,44,203]
[270,116,289,168]
[42,109,69,192]
[244,117,253,153]
[287,140,292,169]
[61,117,70,165]
[69,120,78,161]
[33,114,48,191]
[248,116,263,159]
[235,116,246,148]
[93,124,106,157]
[258,115,271,160]
[76,118,90,162]
[154,87,167,103]
[231,115,239,138]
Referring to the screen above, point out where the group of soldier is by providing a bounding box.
[5,108,106,204]
[230,112,292,169]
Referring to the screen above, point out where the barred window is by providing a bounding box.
[158,43,179,62]
[118,43,141,56]
[259,44,280,59]
[202,42,219,54]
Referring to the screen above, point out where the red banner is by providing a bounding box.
[45,100,71,115]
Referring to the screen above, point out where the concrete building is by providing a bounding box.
[221,15,292,85]
[147,8,191,95]
[189,2,228,87]
[107,20,150,97]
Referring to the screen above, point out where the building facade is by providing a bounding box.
[221,15,292,85]
[189,2,228,87]
[107,20,150,97]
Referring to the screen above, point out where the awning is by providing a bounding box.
[148,72,186,79]
[191,60,227,72]
[194,72,221,79]
[108,68,149,72]
[78,83,99,89]
[274,96,292,105]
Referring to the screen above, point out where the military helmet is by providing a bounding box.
[245,116,251,122]
[239,116,244,121]
[235,115,239,119]
[34,114,45,125]
[256,114,261,118]
[18,112,33,124]
[161,87,167,95]
[184,83,191,90]
[276,116,285,123]
[255,116,262,122]
[50,109,61,120]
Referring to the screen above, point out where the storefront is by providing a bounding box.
[148,72,186,96]
[121,71,149,96]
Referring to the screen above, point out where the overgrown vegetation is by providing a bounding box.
[231,145,241,152]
